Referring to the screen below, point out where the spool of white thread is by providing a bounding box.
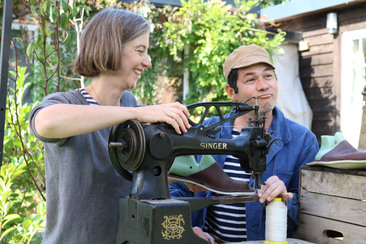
[263,198,289,244]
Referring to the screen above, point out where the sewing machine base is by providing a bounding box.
[116,195,256,244]
[116,197,209,244]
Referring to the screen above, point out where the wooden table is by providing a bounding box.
[298,166,366,243]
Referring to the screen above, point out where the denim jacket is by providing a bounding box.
[169,106,319,240]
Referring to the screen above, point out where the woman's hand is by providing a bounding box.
[256,175,293,203]
[135,102,191,134]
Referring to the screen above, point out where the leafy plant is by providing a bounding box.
[261,0,290,8]
[0,160,46,244]
[0,161,26,241]
[0,64,46,243]
[157,0,285,105]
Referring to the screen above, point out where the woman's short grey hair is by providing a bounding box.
[72,9,150,78]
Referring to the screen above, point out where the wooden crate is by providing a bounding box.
[298,166,366,244]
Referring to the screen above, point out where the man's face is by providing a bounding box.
[226,63,278,114]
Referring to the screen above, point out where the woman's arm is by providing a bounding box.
[35,102,191,138]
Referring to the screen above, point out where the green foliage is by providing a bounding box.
[0,161,46,244]
[27,0,88,97]
[143,0,285,106]
[261,0,290,8]
[1,66,46,243]
[0,162,25,241]
[25,0,123,99]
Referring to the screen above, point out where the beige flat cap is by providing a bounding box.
[223,44,275,80]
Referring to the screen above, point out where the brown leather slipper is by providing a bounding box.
[320,140,366,161]
[168,162,254,196]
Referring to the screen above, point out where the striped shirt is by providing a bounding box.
[78,88,99,106]
[203,129,251,242]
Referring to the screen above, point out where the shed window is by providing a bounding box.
[341,29,366,147]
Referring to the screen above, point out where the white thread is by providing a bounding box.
[265,198,287,242]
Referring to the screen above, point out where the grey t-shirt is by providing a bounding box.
[29,90,137,244]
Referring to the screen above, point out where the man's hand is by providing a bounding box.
[193,226,215,244]
[256,175,293,203]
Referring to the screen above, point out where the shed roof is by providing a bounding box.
[261,0,362,21]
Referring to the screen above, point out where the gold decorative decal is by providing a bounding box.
[161,214,185,240]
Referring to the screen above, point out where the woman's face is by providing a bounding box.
[120,32,152,89]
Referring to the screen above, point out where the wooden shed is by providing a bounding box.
[262,0,366,147]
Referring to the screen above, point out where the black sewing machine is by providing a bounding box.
[109,100,270,244]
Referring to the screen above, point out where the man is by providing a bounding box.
[169,44,319,242]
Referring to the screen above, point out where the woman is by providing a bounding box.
[29,9,214,244]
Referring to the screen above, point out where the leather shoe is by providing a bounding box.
[315,132,366,161]
[315,132,345,160]
[169,155,254,196]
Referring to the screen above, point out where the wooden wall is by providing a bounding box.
[274,3,366,143]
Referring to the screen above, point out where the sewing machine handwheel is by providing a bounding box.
[109,120,146,180]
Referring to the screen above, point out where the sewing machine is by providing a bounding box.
[109,100,271,244]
